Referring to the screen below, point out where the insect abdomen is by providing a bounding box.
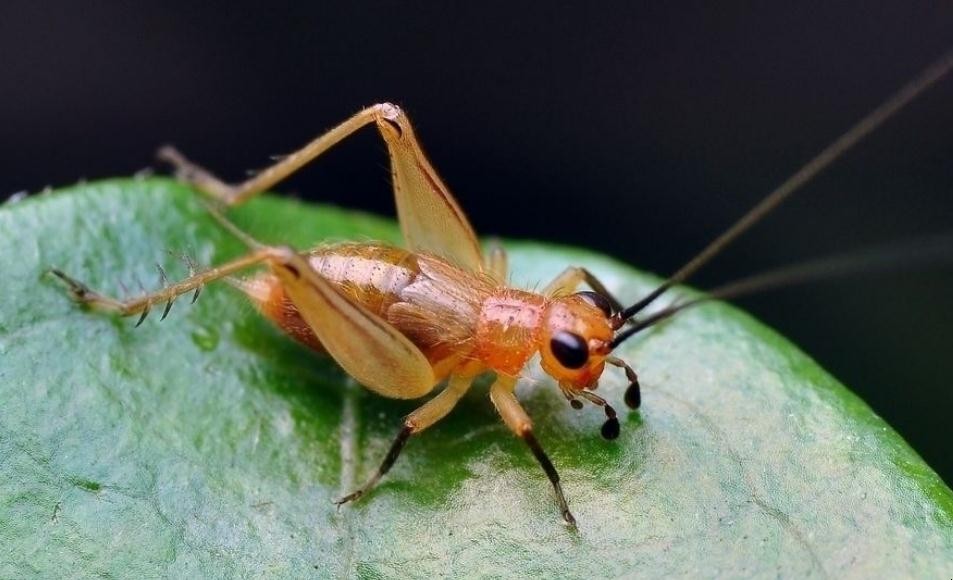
[306,243,418,315]
[240,243,420,351]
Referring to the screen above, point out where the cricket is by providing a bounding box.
[51,49,953,528]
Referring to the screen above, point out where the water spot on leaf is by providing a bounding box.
[191,324,220,351]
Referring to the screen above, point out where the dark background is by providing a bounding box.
[2,3,951,482]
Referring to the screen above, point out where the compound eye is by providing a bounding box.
[575,291,613,317]
[550,331,589,369]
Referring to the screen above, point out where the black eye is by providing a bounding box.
[575,291,613,317]
[550,331,589,369]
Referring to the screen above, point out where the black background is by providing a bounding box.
[2,2,952,483]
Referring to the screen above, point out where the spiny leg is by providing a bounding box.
[51,248,281,325]
[542,266,624,314]
[490,376,576,528]
[335,374,474,506]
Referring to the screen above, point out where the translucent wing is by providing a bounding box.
[273,249,436,399]
[379,106,485,273]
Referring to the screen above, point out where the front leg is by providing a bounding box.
[489,376,577,528]
[542,266,624,314]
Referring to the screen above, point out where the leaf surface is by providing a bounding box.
[1,179,951,578]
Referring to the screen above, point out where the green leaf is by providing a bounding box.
[1,178,951,578]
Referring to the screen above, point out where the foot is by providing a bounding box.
[333,489,366,508]
[156,145,237,203]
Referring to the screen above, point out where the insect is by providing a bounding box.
[51,49,953,528]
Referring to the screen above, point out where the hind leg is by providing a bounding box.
[157,105,390,206]
[335,373,475,505]
[51,248,283,326]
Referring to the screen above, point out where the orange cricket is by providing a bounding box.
[51,49,953,527]
[53,103,643,527]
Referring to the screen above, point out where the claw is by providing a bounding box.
[562,508,578,529]
[49,268,91,301]
[334,490,363,508]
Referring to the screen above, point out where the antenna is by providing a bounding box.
[614,48,953,327]
[611,232,953,348]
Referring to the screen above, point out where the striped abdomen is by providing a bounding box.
[305,243,420,316]
[242,243,421,351]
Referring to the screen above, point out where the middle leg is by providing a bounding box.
[335,373,475,505]
[489,376,577,528]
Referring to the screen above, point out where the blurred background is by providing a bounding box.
[2,2,951,482]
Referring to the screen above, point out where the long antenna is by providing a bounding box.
[616,48,953,323]
[611,232,953,348]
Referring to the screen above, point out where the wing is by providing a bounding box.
[378,105,485,273]
[272,249,436,399]
[387,255,494,353]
